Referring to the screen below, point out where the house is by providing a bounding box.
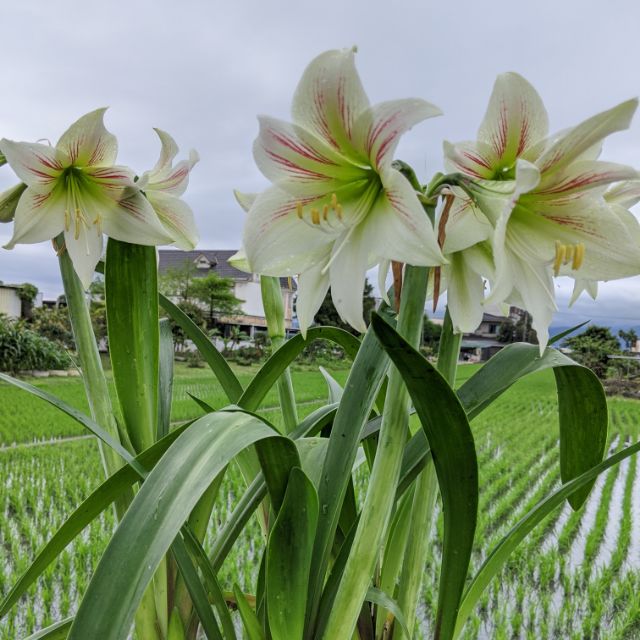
[0,284,22,318]
[460,311,513,362]
[157,250,297,338]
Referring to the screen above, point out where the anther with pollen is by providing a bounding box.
[294,193,346,232]
[553,241,585,276]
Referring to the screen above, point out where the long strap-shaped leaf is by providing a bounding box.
[457,342,607,509]
[371,313,478,640]
[454,438,640,639]
[0,423,191,618]
[23,618,73,640]
[106,239,159,454]
[68,411,299,640]
[0,372,142,475]
[159,292,243,403]
[238,326,360,412]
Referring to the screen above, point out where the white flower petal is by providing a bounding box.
[354,98,442,169]
[443,191,492,254]
[569,279,598,306]
[329,226,369,333]
[371,167,444,266]
[150,128,179,174]
[242,186,335,276]
[0,182,27,223]
[291,48,370,157]
[57,108,118,167]
[253,116,362,196]
[0,140,64,187]
[63,223,104,289]
[537,99,638,176]
[443,140,495,179]
[534,161,638,198]
[100,188,174,246]
[605,179,640,208]
[296,256,331,337]
[229,249,251,273]
[445,251,486,334]
[234,190,258,213]
[4,185,65,247]
[377,259,390,304]
[477,72,549,165]
[146,191,199,250]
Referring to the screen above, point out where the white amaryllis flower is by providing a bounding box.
[442,72,640,349]
[239,48,445,334]
[137,129,199,250]
[0,109,173,287]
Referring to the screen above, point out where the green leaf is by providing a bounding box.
[170,536,223,640]
[548,320,589,345]
[319,366,344,403]
[24,618,73,640]
[158,318,175,440]
[554,366,607,509]
[457,342,607,508]
[168,608,187,640]
[0,372,135,472]
[233,585,265,640]
[455,439,640,639]
[267,467,319,640]
[365,587,410,639]
[188,392,215,413]
[68,412,296,640]
[306,316,392,632]
[159,293,243,403]
[0,424,191,619]
[238,326,360,412]
[106,239,159,453]
[371,313,478,640]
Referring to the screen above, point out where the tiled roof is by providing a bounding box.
[157,250,296,290]
[481,312,510,323]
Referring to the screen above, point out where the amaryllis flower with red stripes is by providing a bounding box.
[440,73,640,349]
[137,129,199,250]
[239,48,445,334]
[0,109,173,287]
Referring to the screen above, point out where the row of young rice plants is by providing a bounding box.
[0,363,350,445]
[1,365,640,638]
[415,369,640,639]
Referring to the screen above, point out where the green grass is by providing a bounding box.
[1,363,640,639]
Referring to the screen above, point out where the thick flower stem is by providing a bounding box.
[394,306,462,639]
[260,276,298,432]
[56,237,124,481]
[321,265,428,640]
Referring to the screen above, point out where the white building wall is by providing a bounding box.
[0,287,22,318]
[235,281,265,317]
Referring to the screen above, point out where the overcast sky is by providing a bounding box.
[1,0,639,328]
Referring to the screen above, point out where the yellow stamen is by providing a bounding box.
[564,245,574,265]
[335,203,343,220]
[311,208,320,225]
[322,204,329,220]
[296,202,304,219]
[573,242,585,270]
[330,193,338,209]
[553,241,566,276]
[64,209,71,232]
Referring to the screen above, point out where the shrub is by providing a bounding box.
[0,314,71,373]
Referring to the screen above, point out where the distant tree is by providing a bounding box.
[618,328,638,352]
[565,325,620,379]
[498,311,538,344]
[170,301,207,351]
[422,315,442,351]
[190,274,243,327]
[18,282,38,319]
[313,279,376,335]
[31,306,74,349]
[159,263,199,303]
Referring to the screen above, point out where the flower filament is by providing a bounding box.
[295,192,345,234]
[553,240,585,276]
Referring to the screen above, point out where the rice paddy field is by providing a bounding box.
[2,362,640,638]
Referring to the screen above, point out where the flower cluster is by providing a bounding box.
[440,73,640,349]
[236,54,640,348]
[0,109,198,287]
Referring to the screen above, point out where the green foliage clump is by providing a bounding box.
[0,314,71,373]
[564,325,620,379]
